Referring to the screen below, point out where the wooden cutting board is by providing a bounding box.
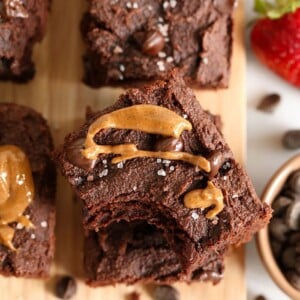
[0,1,246,299]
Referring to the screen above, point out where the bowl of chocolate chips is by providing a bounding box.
[257,154,300,299]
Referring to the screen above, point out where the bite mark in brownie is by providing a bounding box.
[56,71,271,285]
[81,0,235,88]
[0,103,55,278]
[0,0,50,81]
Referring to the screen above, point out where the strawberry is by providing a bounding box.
[250,0,300,87]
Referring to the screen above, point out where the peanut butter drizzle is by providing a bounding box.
[184,181,224,219]
[0,145,35,250]
[82,105,211,172]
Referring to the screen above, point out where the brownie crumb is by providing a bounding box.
[55,276,77,300]
[257,93,281,113]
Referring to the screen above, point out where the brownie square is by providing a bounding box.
[0,0,50,81]
[81,0,235,88]
[56,71,271,285]
[0,103,55,277]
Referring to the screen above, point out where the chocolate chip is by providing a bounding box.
[257,93,281,113]
[127,291,140,300]
[282,130,300,150]
[272,195,292,216]
[154,137,183,152]
[66,138,96,170]
[281,247,296,269]
[207,151,223,177]
[285,270,300,290]
[269,218,288,242]
[254,296,267,300]
[287,171,300,194]
[153,285,179,300]
[55,276,77,299]
[285,200,300,230]
[142,30,165,56]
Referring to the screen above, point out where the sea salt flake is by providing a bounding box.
[169,166,175,171]
[162,159,171,165]
[119,64,125,72]
[147,5,153,10]
[31,233,36,239]
[223,176,228,181]
[166,56,174,63]
[157,61,165,72]
[158,51,166,58]
[132,2,138,8]
[158,17,164,22]
[99,169,109,178]
[232,194,238,199]
[102,159,108,165]
[170,0,177,8]
[133,185,137,191]
[157,158,162,163]
[202,57,209,65]
[191,212,199,220]
[158,24,169,36]
[126,2,132,8]
[182,114,188,119]
[41,221,48,228]
[163,1,169,9]
[16,223,23,230]
[157,169,166,177]
[117,162,124,169]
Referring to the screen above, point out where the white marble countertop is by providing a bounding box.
[245,2,300,299]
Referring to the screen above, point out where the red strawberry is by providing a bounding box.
[250,0,300,87]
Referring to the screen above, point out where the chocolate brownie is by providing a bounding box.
[56,71,271,285]
[0,103,55,277]
[0,0,50,81]
[81,0,235,88]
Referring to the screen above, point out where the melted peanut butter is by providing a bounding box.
[184,181,224,219]
[82,105,211,172]
[0,145,35,250]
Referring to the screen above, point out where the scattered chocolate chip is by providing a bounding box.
[285,200,300,230]
[66,138,96,170]
[269,218,288,242]
[286,270,300,290]
[287,171,300,194]
[154,137,183,152]
[282,130,300,150]
[153,285,179,300]
[257,93,281,113]
[55,276,77,300]
[142,30,165,56]
[254,295,267,300]
[127,291,140,300]
[272,195,292,216]
[281,247,296,269]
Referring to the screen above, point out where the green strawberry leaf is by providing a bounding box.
[254,0,300,19]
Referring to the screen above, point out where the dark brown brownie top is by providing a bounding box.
[82,0,234,88]
[0,0,50,80]
[0,103,55,277]
[56,71,271,271]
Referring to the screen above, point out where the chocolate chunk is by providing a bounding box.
[287,171,300,194]
[285,270,300,290]
[281,247,296,269]
[255,296,267,300]
[208,151,223,177]
[55,276,77,300]
[282,130,300,150]
[153,285,179,300]
[142,30,165,56]
[66,138,96,170]
[285,200,300,230]
[269,218,288,242]
[154,137,183,152]
[272,195,292,216]
[257,93,281,113]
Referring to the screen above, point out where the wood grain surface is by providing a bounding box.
[0,1,246,299]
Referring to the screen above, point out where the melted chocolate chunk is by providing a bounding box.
[66,138,96,170]
[153,285,179,300]
[208,151,223,177]
[154,137,183,152]
[142,30,165,56]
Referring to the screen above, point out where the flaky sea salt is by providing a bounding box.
[170,0,177,8]
[41,221,48,228]
[191,212,199,220]
[119,64,125,72]
[157,169,167,177]
[99,169,109,178]
[31,233,36,239]
[157,158,162,163]
[157,61,165,72]
[16,223,23,230]
[117,162,124,169]
[158,51,166,58]
[170,166,175,171]
[166,56,174,63]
